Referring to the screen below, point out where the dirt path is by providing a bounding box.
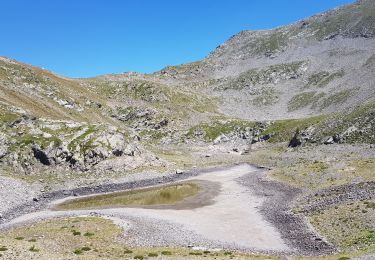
[0,164,335,255]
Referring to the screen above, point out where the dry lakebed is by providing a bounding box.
[0,164,336,257]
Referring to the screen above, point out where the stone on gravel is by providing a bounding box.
[324,137,335,145]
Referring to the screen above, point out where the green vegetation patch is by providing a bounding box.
[90,79,169,103]
[288,91,325,111]
[12,134,62,151]
[310,0,375,40]
[29,245,39,252]
[139,129,168,143]
[55,182,200,210]
[252,88,279,107]
[240,29,289,56]
[262,115,326,143]
[222,61,305,90]
[306,70,344,88]
[158,60,207,75]
[311,102,375,144]
[345,159,375,181]
[67,125,96,152]
[255,30,288,55]
[271,159,330,189]
[160,86,219,116]
[187,119,256,141]
[0,110,19,124]
[320,89,355,110]
[0,216,275,259]
[310,201,375,254]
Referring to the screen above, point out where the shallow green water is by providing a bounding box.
[55,182,200,210]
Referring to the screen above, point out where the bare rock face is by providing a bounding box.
[0,117,155,173]
[213,134,230,145]
[0,134,8,159]
[105,133,128,156]
[288,130,302,148]
[31,145,51,165]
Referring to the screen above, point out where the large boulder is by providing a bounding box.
[85,147,110,165]
[288,129,302,148]
[213,134,230,145]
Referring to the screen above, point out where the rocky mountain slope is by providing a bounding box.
[0,0,374,177]
[152,0,375,120]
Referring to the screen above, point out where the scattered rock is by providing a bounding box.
[175,169,184,174]
[240,149,250,155]
[213,134,230,145]
[324,137,335,145]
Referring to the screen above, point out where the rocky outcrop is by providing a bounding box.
[0,134,8,159]
[32,145,51,165]
[0,118,156,173]
[288,130,302,148]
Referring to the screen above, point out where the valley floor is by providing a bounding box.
[0,143,374,259]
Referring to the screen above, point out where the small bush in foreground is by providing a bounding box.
[73,248,83,255]
[189,251,203,255]
[83,232,95,237]
[29,245,39,252]
[72,230,81,236]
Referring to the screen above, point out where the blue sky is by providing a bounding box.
[0,0,354,78]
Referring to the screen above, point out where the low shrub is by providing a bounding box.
[73,248,83,255]
[161,250,172,255]
[83,232,95,237]
[29,245,39,252]
[72,230,81,236]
